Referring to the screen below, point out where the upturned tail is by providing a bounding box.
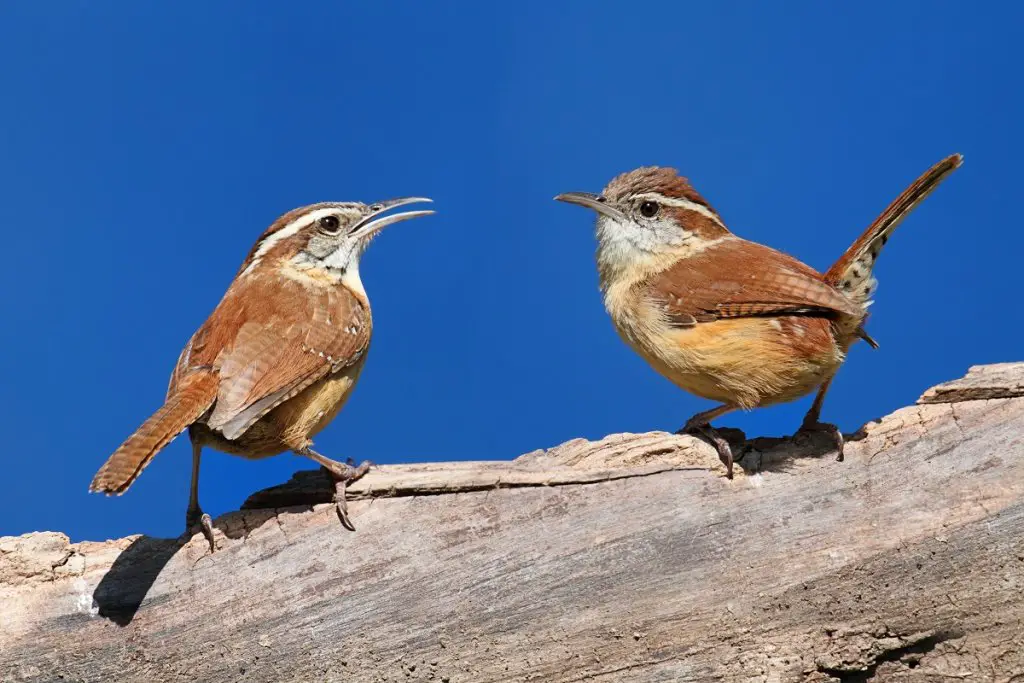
[89,373,218,495]
[825,153,963,308]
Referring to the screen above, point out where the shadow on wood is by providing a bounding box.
[93,535,183,626]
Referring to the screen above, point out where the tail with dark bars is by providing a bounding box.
[825,153,963,309]
[89,373,218,495]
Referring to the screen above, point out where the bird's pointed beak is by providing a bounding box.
[351,197,434,241]
[554,192,627,222]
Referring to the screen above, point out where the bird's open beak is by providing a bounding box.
[554,192,627,222]
[351,197,434,241]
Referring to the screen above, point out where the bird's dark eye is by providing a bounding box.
[319,215,341,232]
[639,201,659,218]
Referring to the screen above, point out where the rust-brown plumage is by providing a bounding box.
[604,166,722,217]
[178,277,370,441]
[556,154,962,477]
[825,154,963,302]
[648,238,864,326]
[90,198,432,549]
[91,373,219,494]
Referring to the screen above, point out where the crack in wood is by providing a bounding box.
[242,464,715,509]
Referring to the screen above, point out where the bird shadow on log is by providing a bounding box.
[93,471,341,626]
[92,468,339,626]
[240,467,337,510]
[92,535,184,626]
[716,424,872,476]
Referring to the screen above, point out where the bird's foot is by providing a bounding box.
[677,420,734,479]
[320,459,373,531]
[185,506,216,553]
[797,419,844,462]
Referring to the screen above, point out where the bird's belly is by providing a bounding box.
[623,316,844,409]
[269,363,364,445]
[196,360,365,459]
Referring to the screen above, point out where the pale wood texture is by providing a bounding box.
[3,363,1024,682]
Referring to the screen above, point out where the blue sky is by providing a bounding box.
[1,3,1019,541]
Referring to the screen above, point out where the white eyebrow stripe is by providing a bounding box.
[240,208,342,276]
[635,192,725,229]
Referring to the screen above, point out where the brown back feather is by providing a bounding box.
[647,238,863,328]
[200,278,370,440]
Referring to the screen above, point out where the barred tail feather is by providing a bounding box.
[825,153,962,307]
[89,373,218,495]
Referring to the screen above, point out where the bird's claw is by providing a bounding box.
[186,508,216,553]
[326,460,372,531]
[678,423,734,479]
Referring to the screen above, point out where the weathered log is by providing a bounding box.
[2,363,1023,682]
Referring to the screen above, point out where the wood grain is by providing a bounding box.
[2,363,1023,682]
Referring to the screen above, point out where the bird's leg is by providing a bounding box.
[797,379,844,462]
[186,441,216,552]
[677,403,739,478]
[296,446,372,531]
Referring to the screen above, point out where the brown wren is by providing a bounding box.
[90,197,434,549]
[555,155,962,477]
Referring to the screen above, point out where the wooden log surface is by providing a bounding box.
[2,362,1023,682]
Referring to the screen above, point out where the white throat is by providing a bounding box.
[340,262,366,298]
[594,215,730,293]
